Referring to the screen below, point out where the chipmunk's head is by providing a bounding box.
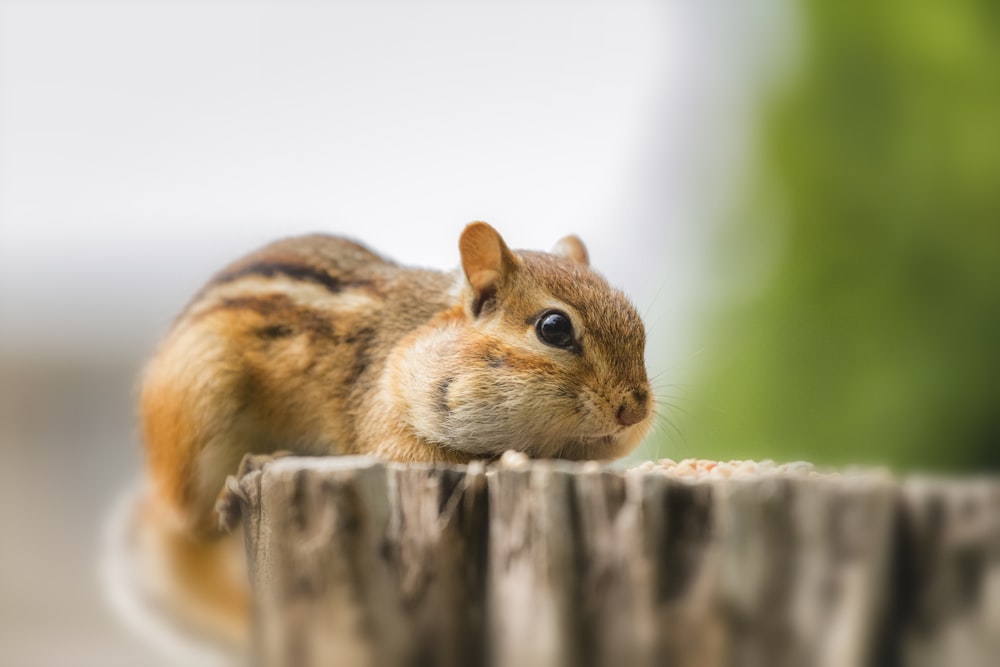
[414,222,653,460]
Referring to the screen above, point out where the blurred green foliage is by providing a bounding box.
[674,0,1000,470]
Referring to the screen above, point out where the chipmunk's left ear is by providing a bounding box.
[460,222,519,316]
[551,235,589,266]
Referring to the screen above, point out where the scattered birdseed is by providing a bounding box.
[629,458,821,480]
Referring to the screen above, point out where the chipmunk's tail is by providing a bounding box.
[100,479,249,667]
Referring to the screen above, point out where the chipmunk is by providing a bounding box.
[111,222,653,660]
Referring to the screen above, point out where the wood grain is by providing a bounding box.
[229,457,999,667]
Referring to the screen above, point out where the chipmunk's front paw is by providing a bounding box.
[215,452,295,533]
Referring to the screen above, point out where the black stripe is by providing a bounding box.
[200,294,339,340]
[214,261,348,294]
[436,377,453,415]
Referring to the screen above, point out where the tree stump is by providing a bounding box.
[229,457,999,667]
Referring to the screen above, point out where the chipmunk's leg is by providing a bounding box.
[137,330,262,650]
[140,320,276,538]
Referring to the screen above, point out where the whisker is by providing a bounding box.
[655,400,691,419]
[640,278,670,321]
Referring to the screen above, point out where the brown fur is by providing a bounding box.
[133,223,653,651]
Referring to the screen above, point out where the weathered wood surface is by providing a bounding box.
[230,457,1000,667]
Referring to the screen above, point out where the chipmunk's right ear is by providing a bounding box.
[459,222,518,316]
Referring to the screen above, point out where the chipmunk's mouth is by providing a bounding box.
[582,424,631,440]
[553,432,627,460]
[571,420,651,456]
[579,431,624,447]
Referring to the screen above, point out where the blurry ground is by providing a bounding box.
[0,354,167,666]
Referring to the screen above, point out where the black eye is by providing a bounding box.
[535,310,576,350]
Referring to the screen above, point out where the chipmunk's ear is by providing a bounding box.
[551,235,589,266]
[460,222,518,316]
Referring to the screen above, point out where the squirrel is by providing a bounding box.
[109,222,653,660]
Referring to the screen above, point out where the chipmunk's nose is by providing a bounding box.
[616,388,650,427]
